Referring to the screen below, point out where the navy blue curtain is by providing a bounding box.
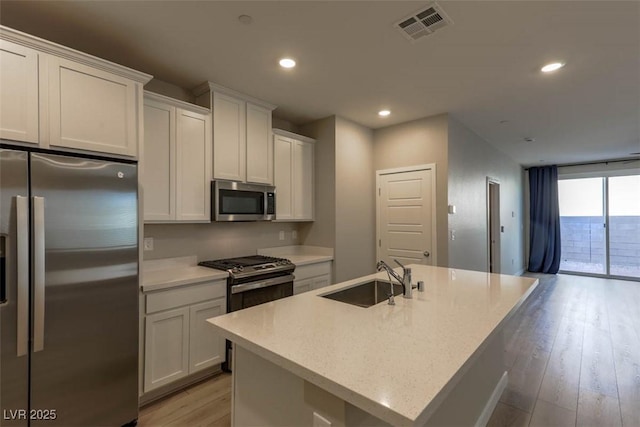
[528,166,561,273]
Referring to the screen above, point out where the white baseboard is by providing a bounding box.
[475,371,508,427]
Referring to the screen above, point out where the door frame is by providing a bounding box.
[487,177,501,273]
[375,164,438,266]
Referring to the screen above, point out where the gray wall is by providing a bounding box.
[447,116,524,274]
[299,117,337,251]
[143,222,299,261]
[144,78,196,103]
[372,113,450,267]
[334,116,375,281]
[299,116,375,282]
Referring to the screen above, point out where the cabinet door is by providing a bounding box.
[293,141,314,220]
[189,299,226,373]
[0,40,39,144]
[246,103,273,184]
[213,92,245,181]
[312,274,331,291]
[144,307,189,392]
[48,56,138,156]
[176,108,211,221]
[294,278,313,295]
[274,135,294,220]
[143,99,175,221]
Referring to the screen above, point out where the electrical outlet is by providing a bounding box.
[292,230,298,240]
[279,231,285,241]
[143,237,154,251]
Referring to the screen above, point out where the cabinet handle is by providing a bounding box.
[423,251,430,258]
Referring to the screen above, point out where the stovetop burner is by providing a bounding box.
[198,255,295,280]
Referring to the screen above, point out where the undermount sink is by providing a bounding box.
[321,280,403,308]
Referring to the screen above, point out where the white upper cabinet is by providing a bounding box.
[0,26,151,157]
[212,92,246,182]
[194,82,276,184]
[293,139,314,220]
[142,92,211,223]
[246,103,273,184]
[274,135,294,220]
[48,57,138,156]
[175,107,211,221]
[143,99,175,221]
[273,129,315,221]
[0,39,39,144]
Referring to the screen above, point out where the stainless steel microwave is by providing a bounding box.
[212,181,276,221]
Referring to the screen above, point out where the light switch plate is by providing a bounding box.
[292,230,298,240]
[279,231,285,241]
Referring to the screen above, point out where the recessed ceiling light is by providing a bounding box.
[279,58,296,69]
[541,62,565,73]
[378,110,391,117]
[238,15,253,25]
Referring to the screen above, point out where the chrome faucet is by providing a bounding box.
[376,259,413,304]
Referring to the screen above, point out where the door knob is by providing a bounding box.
[423,251,430,257]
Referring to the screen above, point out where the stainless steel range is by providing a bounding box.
[198,255,295,370]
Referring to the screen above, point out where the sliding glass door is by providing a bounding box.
[558,178,606,274]
[608,175,640,278]
[558,174,640,279]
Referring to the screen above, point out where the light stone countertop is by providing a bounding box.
[141,256,228,292]
[258,245,334,266]
[208,265,538,426]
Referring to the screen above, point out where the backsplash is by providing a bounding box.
[143,222,301,261]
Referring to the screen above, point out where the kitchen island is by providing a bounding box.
[208,265,538,426]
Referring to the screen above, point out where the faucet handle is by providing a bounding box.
[393,259,407,271]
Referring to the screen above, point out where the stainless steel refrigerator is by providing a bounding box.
[1,146,139,426]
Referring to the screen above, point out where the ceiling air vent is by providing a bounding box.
[395,3,453,42]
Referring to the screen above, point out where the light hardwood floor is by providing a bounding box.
[489,273,640,427]
[138,273,640,427]
[138,373,231,427]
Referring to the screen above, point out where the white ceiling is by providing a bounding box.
[2,1,639,167]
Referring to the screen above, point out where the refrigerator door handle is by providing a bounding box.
[16,196,29,357]
[33,196,45,352]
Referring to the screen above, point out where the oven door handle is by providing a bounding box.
[231,274,295,294]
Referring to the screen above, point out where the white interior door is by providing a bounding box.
[377,167,436,266]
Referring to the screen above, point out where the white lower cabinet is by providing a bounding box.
[293,261,332,295]
[144,307,190,391]
[143,279,226,393]
[189,299,225,372]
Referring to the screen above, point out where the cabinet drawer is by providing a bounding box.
[295,262,331,281]
[146,280,226,314]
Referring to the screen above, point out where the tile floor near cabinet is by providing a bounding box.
[139,273,640,427]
